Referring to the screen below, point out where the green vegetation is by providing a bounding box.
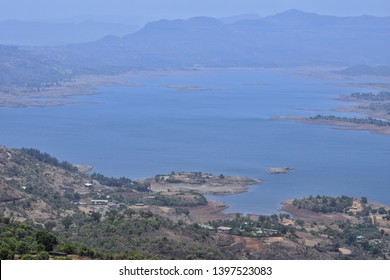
[0,216,59,259]
[0,211,232,260]
[209,213,295,237]
[321,219,387,259]
[364,102,390,115]
[90,172,150,192]
[293,195,354,213]
[350,91,390,101]
[349,92,390,115]
[2,146,390,260]
[307,92,390,127]
[309,114,390,127]
[0,216,119,260]
[20,148,78,172]
[144,191,207,207]
[290,195,390,259]
[55,209,232,260]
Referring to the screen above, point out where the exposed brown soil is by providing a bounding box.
[189,200,236,223]
[281,200,350,224]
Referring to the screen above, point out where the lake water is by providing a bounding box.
[1,69,389,214]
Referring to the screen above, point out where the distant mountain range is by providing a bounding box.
[218,13,263,24]
[61,10,390,70]
[0,20,139,46]
[1,10,390,86]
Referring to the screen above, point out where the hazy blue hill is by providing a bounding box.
[337,64,390,76]
[219,13,262,24]
[0,45,71,86]
[0,20,139,46]
[2,10,390,86]
[262,9,334,24]
[123,17,243,66]
[64,17,246,70]
[63,11,390,70]
[234,11,389,66]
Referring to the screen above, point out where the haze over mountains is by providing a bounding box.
[73,9,389,67]
[0,20,140,46]
[1,10,390,86]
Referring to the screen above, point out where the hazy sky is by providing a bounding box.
[1,0,389,24]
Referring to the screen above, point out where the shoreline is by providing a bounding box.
[0,72,145,108]
[0,66,351,108]
[274,115,390,135]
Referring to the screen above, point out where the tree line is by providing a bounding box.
[20,148,78,172]
[350,91,390,101]
[90,172,150,192]
[309,115,390,127]
[292,195,354,214]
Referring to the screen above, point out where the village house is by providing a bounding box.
[200,224,214,230]
[61,186,74,194]
[90,199,109,205]
[263,228,279,235]
[217,226,232,234]
[108,202,119,209]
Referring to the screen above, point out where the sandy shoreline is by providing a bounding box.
[0,68,225,108]
[275,114,390,135]
[0,66,347,108]
[0,72,145,108]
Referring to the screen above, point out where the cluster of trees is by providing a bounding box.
[0,215,142,260]
[145,192,207,207]
[90,172,150,192]
[365,102,390,115]
[372,207,390,221]
[350,91,390,101]
[0,214,155,260]
[0,216,58,260]
[54,209,231,260]
[309,115,390,127]
[349,91,390,115]
[209,213,295,237]
[352,202,390,219]
[326,219,386,258]
[293,195,354,213]
[20,148,77,172]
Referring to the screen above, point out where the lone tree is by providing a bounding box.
[90,212,102,223]
[35,230,58,251]
[61,215,73,230]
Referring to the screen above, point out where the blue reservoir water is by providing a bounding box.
[1,69,389,214]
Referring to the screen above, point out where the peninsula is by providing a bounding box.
[276,91,390,135]
[143,171,261,195]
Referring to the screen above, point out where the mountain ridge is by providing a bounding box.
[1,10,390,87]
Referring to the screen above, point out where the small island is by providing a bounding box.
[267,167,293,174]
[142,171,261,195]
[160,84,211,91]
